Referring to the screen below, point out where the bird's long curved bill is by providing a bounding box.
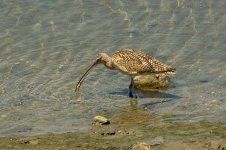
[75,62,97,92]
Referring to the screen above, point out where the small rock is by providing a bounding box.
[130,143,151,150]
[29,140,39,145]
[18,138,39,145]
[199,75,210,83]
[93,115,110,125]
[101,130,116,136]
[134,74,170,90]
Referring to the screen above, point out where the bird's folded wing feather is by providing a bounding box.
[112,49,161,75]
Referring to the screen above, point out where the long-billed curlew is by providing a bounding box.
[75,49,176,98]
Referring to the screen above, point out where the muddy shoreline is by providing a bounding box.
[1,109,225,150]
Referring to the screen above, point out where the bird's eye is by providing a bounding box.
[96,57,101,62]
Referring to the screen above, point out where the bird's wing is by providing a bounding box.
[112,49,175,75]
[111,49,153,75]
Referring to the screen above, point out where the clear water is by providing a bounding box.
[0,0,226,136]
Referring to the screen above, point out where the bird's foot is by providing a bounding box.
[129,91,138,98]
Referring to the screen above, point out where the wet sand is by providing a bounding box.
[1,109,225,150]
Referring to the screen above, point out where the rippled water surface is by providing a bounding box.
[1,0,226,136]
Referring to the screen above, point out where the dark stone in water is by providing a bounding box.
[199,75,210,83]
[199,79,209,83]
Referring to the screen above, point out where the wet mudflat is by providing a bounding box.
[0,108,225,150]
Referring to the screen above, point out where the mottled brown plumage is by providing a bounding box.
[75,48,176,97]
[111,49,175,76]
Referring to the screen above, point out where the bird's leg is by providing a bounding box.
[129,77,137,98]
[129,78,133,98]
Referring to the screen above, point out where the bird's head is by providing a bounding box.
[95,53,109,64]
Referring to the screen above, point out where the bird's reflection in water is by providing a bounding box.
[110,88,181,107]
[129,98,138,108]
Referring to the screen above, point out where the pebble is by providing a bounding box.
[93,115,110,125]
[18,138,39,145]
[130,143,151,150]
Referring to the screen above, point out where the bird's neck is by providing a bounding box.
[101,55,114,70]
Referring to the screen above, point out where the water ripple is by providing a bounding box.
[0,0,226,136]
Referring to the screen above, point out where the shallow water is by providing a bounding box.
[0,0,226,136]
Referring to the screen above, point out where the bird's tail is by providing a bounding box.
[164,67,176,75]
